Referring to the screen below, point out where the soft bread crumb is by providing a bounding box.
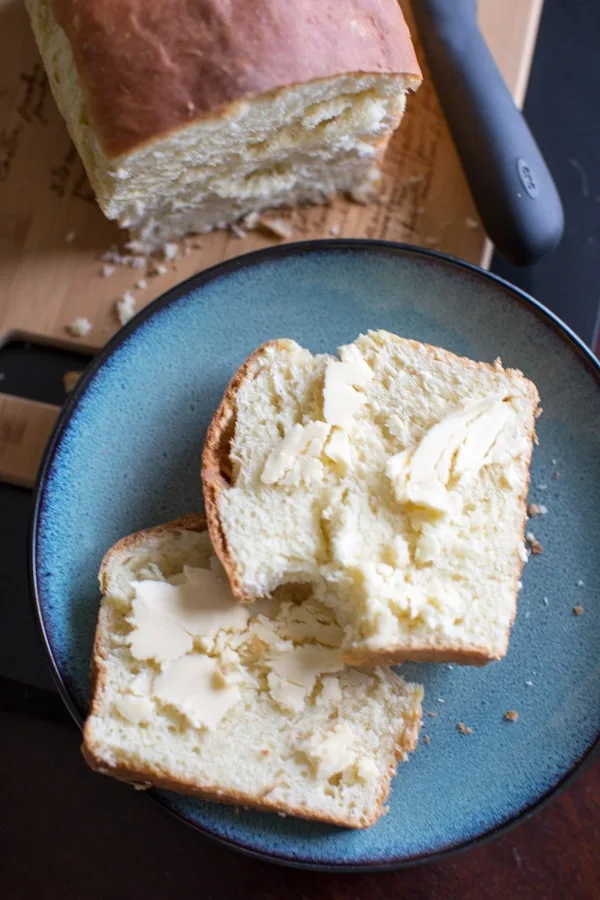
[115,292,136,326]
[66,316,92,337]
[100,264,116,277]
[573,606,584,616]
[527,503,547,517]
[423,735,430,744]
[457,722,473,735]
[163,242,179,260]
[504,710,519,722]
[525,532,543,555]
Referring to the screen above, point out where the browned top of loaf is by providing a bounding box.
[49,0,422,159]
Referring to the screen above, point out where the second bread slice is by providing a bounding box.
[83,515,423,829]
[202,330,540,666]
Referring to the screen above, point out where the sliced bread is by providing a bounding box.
[202,331,540,666]
[82,515,423,828]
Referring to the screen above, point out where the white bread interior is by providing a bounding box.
[82,516,424,829]
[26,0,419,248]
[202,332,540,667]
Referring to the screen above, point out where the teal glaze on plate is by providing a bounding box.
[33,243,600,869]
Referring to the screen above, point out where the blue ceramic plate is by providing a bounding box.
[32,241,600,870]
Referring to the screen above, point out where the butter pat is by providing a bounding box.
[386,393,516,513]
[153,655,240,730]
[301,722,357,780]
[127,563,249,663]
[323,347,373,429]
[115,694,154,724]
[266,646,344,713]
[324,428,352,475]
[261,421,330,485]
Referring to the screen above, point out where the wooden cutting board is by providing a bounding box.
[0,0,544,488]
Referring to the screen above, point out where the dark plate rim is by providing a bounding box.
[29,238,600,871]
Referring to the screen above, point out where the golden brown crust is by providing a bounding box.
[82,745,377,829]
[48,0,422,159]
[82,514,424,829]
[202,341,291,605]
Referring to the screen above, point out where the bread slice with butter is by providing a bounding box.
[82,515,423,829]
[202,331,540,666]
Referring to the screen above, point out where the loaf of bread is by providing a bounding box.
[82,515,423,828]
[26,0,421,249]
[203,331,540,666]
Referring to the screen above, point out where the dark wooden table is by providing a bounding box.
[2,2,600,897]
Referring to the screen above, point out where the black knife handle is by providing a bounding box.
[413,3,564,265]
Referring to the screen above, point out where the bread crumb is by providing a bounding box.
[100,264,116,277]
[537,483,547,491]
[525,532,543,554]
[457,722,473,735]
[465,217,479,229]
[437,698,445,704]
[66,316,92,337]
[162,242,179,261]
[126,239,152,255]
[423,735,431,744]
[330,224,340,237]
[115,291,136,326]
[65,231,76,242]
[525,680,533,687]
[573,605,584,616]
[527,503,547,517]
[129,256,146,269]
[230,223,247,239]
[504,710,519,722]
[427,711,438,718]
[242,212,260,230]
[150,262,168,276]
[135,279,147,290]
[259,217,294,240]
[349,184,375,204]
[63,370,83,392]
[543,596,549,606]
[577,579,585,587]
[552,471,560,480]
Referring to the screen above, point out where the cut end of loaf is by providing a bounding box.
[83,517,423,828]
[202,330,540,667]
[26,0,421,247]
